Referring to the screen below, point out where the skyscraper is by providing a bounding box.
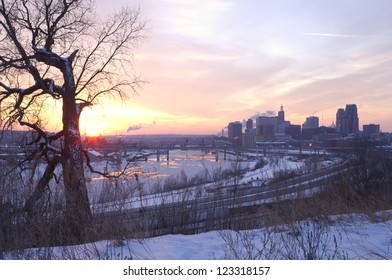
[302,116,319,129]
[243,119,255,147]
[345,104,359,135]
[256,116,277,141]
[228,121,242,141]
[336,104,359,136]
[336,108,347,135]
[245,118,254,134]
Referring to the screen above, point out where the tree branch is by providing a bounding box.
[83,149,136,179]
[75,6,146,99]
[24,155,61,218]
[0,1,43,84]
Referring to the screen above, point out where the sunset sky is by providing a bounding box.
[84,0,392,136]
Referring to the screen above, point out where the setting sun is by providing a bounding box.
[79,107,108,136]
[80,120,104,137]
[79,101,164,136]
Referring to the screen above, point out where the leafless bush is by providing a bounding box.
[219,228,280,260]
[96,176,135,204]
[277,217,348,260]
[270,169,299,183]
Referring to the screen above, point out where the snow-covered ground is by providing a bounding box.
[4,211,392,260]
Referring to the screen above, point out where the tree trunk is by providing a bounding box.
[62,94,92,243]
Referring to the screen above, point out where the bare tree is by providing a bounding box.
[0,0,146,242]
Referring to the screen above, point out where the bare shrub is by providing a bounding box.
[277,217,348,260]
[219,228,280,260]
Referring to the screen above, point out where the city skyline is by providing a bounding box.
[77,0,392,135]
[225,103,382,148]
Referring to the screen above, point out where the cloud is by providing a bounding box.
[127,121,157,133]
[302,32,364,38]
[251,111,276,120]
[127,124,142,132]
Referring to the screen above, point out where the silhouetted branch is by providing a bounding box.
[24,155,61,218]
[82,149,136,179]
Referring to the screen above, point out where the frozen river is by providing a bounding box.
[84,148,327,204]
[86,149,255,201]
[133,149,251,176]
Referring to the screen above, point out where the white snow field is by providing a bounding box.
[4,211,392,260]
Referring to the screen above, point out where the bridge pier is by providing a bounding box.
[156,149,170,162]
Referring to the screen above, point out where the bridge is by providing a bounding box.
[123,145,334,164]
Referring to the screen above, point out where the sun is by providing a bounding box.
[79,107,108,136]
[81,123,103,137]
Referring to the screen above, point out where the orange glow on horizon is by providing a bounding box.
[79,105,112,136]
[80,121,105,137]
[40,93,392,136]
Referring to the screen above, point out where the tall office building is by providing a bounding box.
[243,119,255,147]
[336,104,359,136]
[256,116,277,142]
[363,124,380,136]
[336,108,347,135]
[228,121,242,141]
[302,116,319,129]
[345,104,359,134]
[285,124,301,140]
[245,118,254,134]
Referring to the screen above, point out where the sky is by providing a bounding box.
[83,0,392,136]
